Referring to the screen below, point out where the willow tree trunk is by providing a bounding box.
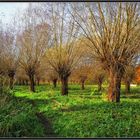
[25,80,28,85]
[9,76,14,89]
[125,81,130,94]
[37,79,40,86]
[81,81,85,90]
[61,77,68,95]
[53,79,57,88]
[22,80,25,85]
[108,70,122,102]
[29,74,35,92]
[48,81,50,85]
[8,71,15,90]
[98,82,102,92]
[19,80,22,85]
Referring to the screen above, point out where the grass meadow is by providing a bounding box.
[0,84,140,137]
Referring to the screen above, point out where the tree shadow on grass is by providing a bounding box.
[14,96,50,107]
[68,87,81,91]
[69,89,93,95]
[61,100,140,113]
[121,94,140,99]
[69,94,101,100]
[121,87,140,95]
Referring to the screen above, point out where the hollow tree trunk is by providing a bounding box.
[61,77,68,95]
[53,79,57,88]
[108,70,122,102]
[81,81,85,90]
[29,74,35,92]
[125,81,130,94]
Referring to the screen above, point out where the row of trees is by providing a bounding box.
[15,60,138,93]
[0,2,140,102]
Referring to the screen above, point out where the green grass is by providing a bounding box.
[1,84,140,137]
[0,89,45,137]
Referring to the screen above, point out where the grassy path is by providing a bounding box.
[35,112,54,137]
[29,99,56,137]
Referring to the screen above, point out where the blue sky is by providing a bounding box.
[0,2,29,24]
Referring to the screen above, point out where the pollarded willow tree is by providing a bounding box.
[45,3,84,95]
[71,2,140,102]
[91,62,106,92]
[46,68,58,88]
[0,24,8,91]
[72,65,90,90]
[123,66,136,94]
[71,55,93,90]
[16,4,50,92]
[0,25,8,77]
[3,31,18,89]
[34,64,47,86]
[0,22,18,89]
[16,67,29,85]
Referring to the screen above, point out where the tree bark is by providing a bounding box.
[22,80,25,85]
[53,79,57,88]
[98,82,102,92]
[9,76,14,89]
[8,70,15,90]
[48,80,50,85]
[25,80,28,85]
[81,81,85,90]
[37,79,40,86]
[29,74,35,92]
[34,80,36,86]
[19,79,22,85]
[108,70,122,102]
[61,77,68,95]
[125,81,130,94]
